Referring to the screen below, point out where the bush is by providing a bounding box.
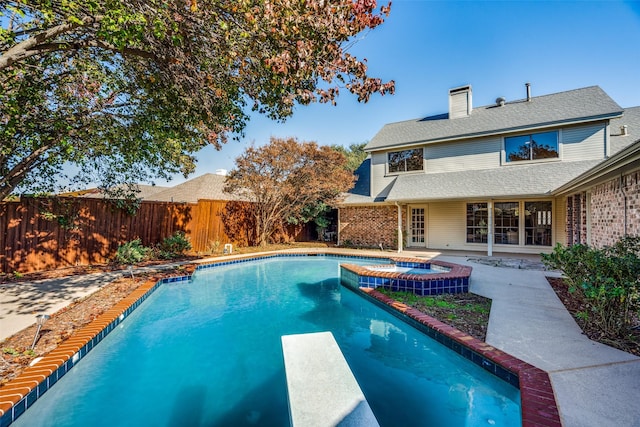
[115,239,149,265]
[158,231,192,259]
[542,236,640,337]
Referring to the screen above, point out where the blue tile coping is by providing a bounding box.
[340,257,472,295]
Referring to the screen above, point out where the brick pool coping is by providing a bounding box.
[344,257,472,281]
[0,252,561,427]
[0,266,196,427]
[340,258,472,295]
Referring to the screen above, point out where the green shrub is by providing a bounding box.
[542,236,640,337]
[158,231,192,258]
[115,239,149,265]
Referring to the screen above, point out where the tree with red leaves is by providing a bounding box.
[224,137,355,246]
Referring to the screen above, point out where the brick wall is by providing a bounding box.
[339,206,400,249]
[589,170,640,247]
[566,192,588,245]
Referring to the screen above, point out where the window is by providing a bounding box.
[466,203,488,243]
[388,148,423,173]
[505,131,558,163]
[525,201,552,246]
[494,202,519,245]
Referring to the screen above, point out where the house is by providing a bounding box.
[147,173,243,203]
[73,184,170,200]
[70,172,243,203]
[338,84,640,255]
[552,137,640,248]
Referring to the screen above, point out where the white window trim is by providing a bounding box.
[500,129,563,166]
[466,199,555,247]
[386,147,425,176]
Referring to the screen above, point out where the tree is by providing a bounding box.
[331,142,368,172]
[224,137,354,246]
[0,0,394,199]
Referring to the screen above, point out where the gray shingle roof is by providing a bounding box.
[366,86,623,151]
[349,158,371,197]
[610,106,640,154]
[149,173,244,203]
[78,184,170,199]
[383,160,601,202]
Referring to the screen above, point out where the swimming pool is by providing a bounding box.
[11,255,520,426]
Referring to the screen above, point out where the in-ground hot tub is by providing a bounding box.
[340,257,472,296]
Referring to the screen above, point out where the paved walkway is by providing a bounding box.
[430,254,640,427]
[0,263,184,341]
[1,249,639,426]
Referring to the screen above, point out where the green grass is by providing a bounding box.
[378,289,489,314]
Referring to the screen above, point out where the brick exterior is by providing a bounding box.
[339,206,401,249]
[566,169,640,247]
[590,170,640,247]
[566,192,587,245]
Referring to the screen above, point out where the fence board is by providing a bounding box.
[0,198,243,273]
[0,197,317,273]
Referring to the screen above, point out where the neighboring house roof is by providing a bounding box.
[610,106,640,154]
[365,86,623,151]
[149,173,243,203]
[553,139,640,195]
[74,184,170,199]
[384,160,601,202]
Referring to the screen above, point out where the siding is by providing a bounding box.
[423,200,561,254]
[425,201,467,249]
[561,122,606,161]
[554,196,568,246]
[369,122,608,189]
[425,136,501,173]
[370,151,398,197]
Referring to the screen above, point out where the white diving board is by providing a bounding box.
[281,331,380,427]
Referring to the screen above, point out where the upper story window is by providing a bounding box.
[388,148,423,173]
[505,131,559,163]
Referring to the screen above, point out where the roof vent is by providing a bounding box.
[621,125,628,136]
[449,85,472,119]
[496,97,506,107]
[526,82,532,102]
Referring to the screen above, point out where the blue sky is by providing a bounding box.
[162,0,640,184]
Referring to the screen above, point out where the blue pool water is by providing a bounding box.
[366,265,441,274]
[14,256,520,426]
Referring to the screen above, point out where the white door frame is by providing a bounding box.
[407,204,428,247]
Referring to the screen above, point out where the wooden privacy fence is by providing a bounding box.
[0,197,246,274]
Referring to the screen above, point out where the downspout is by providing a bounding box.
[620,173,628,236]
[337,208,341,246]
[396,202,403,253]
[487,200,494,257]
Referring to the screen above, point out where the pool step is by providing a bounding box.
[281,332,379,427]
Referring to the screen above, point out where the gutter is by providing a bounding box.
[395,202,403,253]
[620,173,628,236]
[552,139,640,195]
